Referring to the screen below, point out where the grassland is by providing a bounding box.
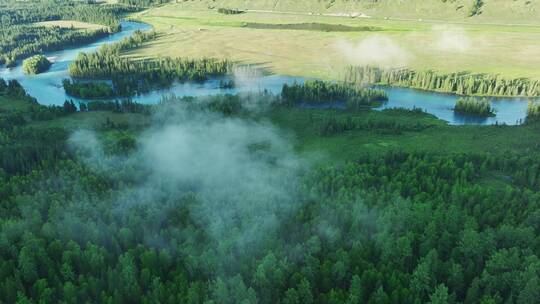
[127,3,540,81]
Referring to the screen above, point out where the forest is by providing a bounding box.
[1,81,539,303]
[0,0,139,66]
[345,66,540,97]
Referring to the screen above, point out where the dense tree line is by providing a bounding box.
[0,25,110,67]
[0,0,137,30]
[62,79,115,99]
[69,30,232,96]
[282,80,387,109]
[345,66,540,97]
[68,30,159,79]
[454,97,495,117]
[0,0,140,66]
[70,56,231,96]
[22,55,52,75]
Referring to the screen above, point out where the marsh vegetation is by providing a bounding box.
[454,97,495,117]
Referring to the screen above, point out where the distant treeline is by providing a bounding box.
[282,80,388,109]
[345,66,540,97]
[69,30,232,97]
[454,97,495,117]
[0,0,140,66]
[0,26,110,67]
[0,1,137,30]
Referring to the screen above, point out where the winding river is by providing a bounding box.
[0,21,535,125]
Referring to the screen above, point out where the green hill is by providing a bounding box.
[165,0,540,24]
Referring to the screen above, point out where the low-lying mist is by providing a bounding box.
[336,35,412,69]
[68,98,307,272]
[432,25,471,53]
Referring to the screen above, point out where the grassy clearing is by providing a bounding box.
[128,5,540,81]
[33,20,107,30]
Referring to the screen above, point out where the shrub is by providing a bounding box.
[22,55,51,75]
[454,97,495,117]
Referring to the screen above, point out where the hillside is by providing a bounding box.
[164,0,540,24]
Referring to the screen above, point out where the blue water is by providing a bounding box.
[0,21,152,104]
[0,21,535,125]
[376,86,533,126]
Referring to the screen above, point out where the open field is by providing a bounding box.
[128,4,540,81]
[33,20,107,30]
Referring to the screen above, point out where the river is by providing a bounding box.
[0,21,535,125]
